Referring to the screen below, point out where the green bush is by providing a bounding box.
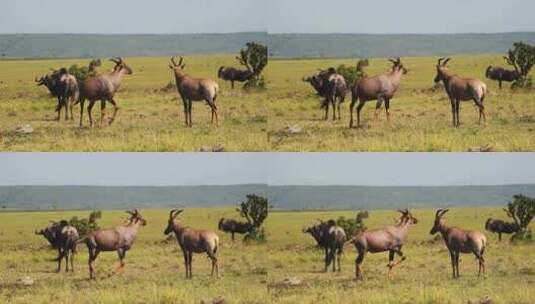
[68,210,101,237]
[335,59,368,85]
[237,194,270,242]
[336,210,369,237]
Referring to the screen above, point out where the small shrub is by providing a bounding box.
[336,210,369,237]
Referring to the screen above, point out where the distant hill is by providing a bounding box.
[268,185,535,210]
[1,32,534,59]
[268,32,535,58]
[0,32,267,59]
[1,184,533,211]
[0,185,268,210]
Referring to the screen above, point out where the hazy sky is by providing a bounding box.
[0,0,267,34]
[1,153,534,186]
[269,0,535,34]
[1,0,533,34]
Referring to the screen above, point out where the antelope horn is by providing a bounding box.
[437,57,445,65]
[178,56,184,66]
[170,56,177,66]
[126,210,134,215]
[442,58,451,66]
[109,58,119,64]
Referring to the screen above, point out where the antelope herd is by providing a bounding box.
[32,54,521,131]
[34,207,516,282]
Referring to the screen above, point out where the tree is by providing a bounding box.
[67,58,101,83]
[68,210,102,238]
[504,194,535,239]
[237,194,270,241]
[237,42,268,89]
[504,42,535,88]
[335,210,369,237]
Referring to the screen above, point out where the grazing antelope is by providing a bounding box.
[434,58,488,127]
[485,66,520,89]
[349,209,417,280]
[218,218,252,241]
[349,58,408,128]
[303,68,347,120]
[218,66,253,89]
[169,56,220,127]
[77,57,133,127]
[83,209,146,279]
[485,218,520,242]
[430,209,487,279]
[164,209,220,279]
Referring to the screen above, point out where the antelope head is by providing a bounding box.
[397,209,418,225]
[389,57,408,74]
[126,209,146,226]
[434,57,451,84]
[430,209,449,235]
[164,209,183,235]
[169,56,186,77]
[110,57,133,75]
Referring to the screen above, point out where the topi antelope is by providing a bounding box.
[430,209,487,279]
[169,56,220,127]
[434,58,488,127]
[349,209,417,280]
[83,209,146,279]
[77,57,132,127]
[349,58,408,128]
[164,209,220,279]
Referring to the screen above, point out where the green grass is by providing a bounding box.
[0,208,268,304]
[0,55,268,151]
[267,54,535,151]
[2,54,535,151]
[0,207,533,303]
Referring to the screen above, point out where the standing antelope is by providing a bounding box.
[83,209,146,279]
[169,56,220,127]
[35,220,79,272]
[164,209,220,279]
[217,66,253,89]
[303,68,347,121]
[35,68,79,121]
[485,66,520,89]
[434,58,488,127]
[77,57,133,127]
[349,58,408,128]
[430,209,487,279]
[349,209,417,280]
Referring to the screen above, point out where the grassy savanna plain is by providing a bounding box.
[267,207,535,304]
[0,207,268,304]
[267,54,535,151]
[0,55,267,151]
[0,207,533,303]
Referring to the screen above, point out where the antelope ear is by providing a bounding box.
[169,65,174,70]
[181,64,186,69]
